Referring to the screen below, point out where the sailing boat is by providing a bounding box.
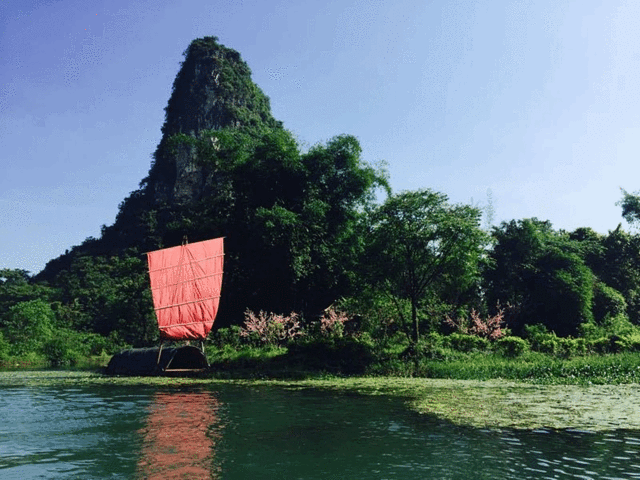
[106,237,224,376]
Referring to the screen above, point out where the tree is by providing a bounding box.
[4,299,55,356]
[619,189,640,226]
[0,269,57,328]
[53,253,156,346]
[485,219,594,336]
[575,225,640,325]
[366,189,486,344]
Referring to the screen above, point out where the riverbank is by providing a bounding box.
[2,370,639,432]
[207,346,640,385]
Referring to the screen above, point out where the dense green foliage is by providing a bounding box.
[0,270,130,367]
[203,326,640,384]
[145,128,388,323]
[364,189,486,343]
[485,219,595,336]
[619,188,640,226]
[4,37,640,375]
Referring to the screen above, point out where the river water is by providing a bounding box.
[1,378,640,479]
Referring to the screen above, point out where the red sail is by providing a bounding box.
[147,238,224,340]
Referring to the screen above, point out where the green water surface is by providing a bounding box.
[1,373,639,479]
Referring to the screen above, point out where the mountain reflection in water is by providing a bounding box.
[137,390,221,479]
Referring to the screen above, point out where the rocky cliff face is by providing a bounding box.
[147,36,281,204]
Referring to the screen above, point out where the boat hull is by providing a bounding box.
[105,345,208,376]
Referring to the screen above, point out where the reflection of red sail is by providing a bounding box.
[137,391,221,479]
[147,238,224,340]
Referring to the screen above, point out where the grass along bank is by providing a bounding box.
[205,342,640,385]
[4,339,640,386]
[401,351,640,385]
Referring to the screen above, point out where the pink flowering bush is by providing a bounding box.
[240,310,303,346]
[317,306,350,338]
[445,305,506,341]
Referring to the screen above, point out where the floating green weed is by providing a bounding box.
[2,371,640,431]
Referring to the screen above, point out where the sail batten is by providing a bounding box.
[147,237,224,340]
[154,295,222,311]
[149,273,223,292]
[149,253,224,273]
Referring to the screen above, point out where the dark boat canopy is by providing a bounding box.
[105,345,208,376]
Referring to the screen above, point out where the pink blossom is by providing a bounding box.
[318,306,349,337]
[445,304,505,340]
[240,310,303,345]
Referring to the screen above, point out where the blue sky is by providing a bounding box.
[2,0,639,275]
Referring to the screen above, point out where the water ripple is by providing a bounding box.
[1,381,640,479]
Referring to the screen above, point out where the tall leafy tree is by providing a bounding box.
[4,299,55,356]
[53,253,155,346]
[0,269,57,328]
[574,225,640,325]
[366,189,486,344]
[619,189,640,226]
[486,219,594,336]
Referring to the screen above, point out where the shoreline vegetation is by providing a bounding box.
[3,346,640,432]
[3,302,640,435]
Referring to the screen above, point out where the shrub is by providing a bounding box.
[419,332,445,352]
[286,336,375,374]
[42,336,82,367]
[445,333,489,352]
[42,328,111,366]
[537,338,558,355]
[494,336,529,357]
[402,333,453,361]
[8,351,45,368]
[444,306,506,340]
[614,333,640,352]
[578,322,604,340]
[240,310,303,346]
[94,331,130,355]
[602,313,636,337]
[316,306,349,338]
[525,324,557,354]
[4,299,54,356]
[211,326,244,349]
[590,336,613,354]
[556,337,588,358]
[592,282,627,323]
[523,325,589,357]
[524,323,550,339]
